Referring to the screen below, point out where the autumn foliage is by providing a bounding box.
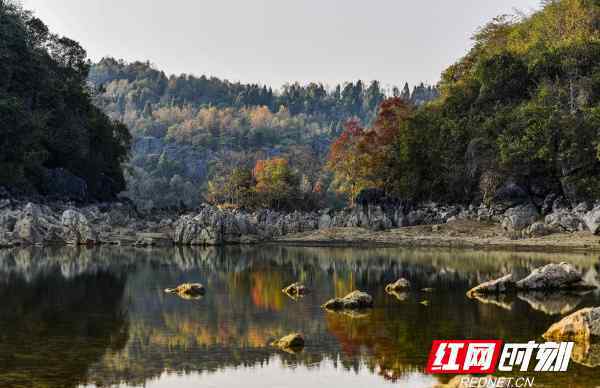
[326,98,413,203]
[253,158,298,209]
[207,155,327,210]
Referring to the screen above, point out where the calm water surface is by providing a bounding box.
[1,246,599,388]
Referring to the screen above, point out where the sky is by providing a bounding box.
[21,0,541,90]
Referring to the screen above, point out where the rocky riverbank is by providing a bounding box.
[2,190,600,250]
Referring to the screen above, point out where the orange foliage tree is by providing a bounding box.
[326,98,413,203]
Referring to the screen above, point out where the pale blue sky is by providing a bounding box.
[22,0,541,89]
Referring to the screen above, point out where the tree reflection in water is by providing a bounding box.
[0,246,599,387]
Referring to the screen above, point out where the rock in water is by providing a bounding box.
[543,307,600,342]
[467,263,595,297]
[322,290,374,310]
[385,278,411,293]
[271,333,305,350]
[282,282,308,296]
[515,262,595,291]
[165,283,205,297]
[467,274,516,296]
[571,342,600,368]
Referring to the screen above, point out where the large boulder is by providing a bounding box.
[584,206,600,234]
[14,215,44,244]
[526,221,551,237]
[173,213,223,245]
[501,203,539,232]
[516,262,595,291]
[468,263,595,297]
[61,209,98,245]
[173,205,265,245]
[545,210,583,233]
[322,290,374,310]
[543,307,600,342]
[359,205,393,231]
[271,333,305,351]
[318,209,334,229]
[385,278,411,292]
[573,202,591,215]
[13,203,62,244]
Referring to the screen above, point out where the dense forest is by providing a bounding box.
[129,0,600,211]
[6,0,600,212]
[89,58,437,209]
[326,0,600,208]
[0,0,130,200]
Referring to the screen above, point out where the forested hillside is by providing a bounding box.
[0,0,130,201]
[326,0,600,208]
[89,58,437,209]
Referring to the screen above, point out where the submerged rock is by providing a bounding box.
[385,278,411,293]
[322,290,374,311]
[282,282,309,297]
[271,333,305,351]
[543,307,600,342]
[164,283,205,298]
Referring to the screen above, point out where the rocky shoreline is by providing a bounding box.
[2,189,600,249]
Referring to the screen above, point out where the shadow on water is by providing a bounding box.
[0,248,129,388]
[0,245,600,387]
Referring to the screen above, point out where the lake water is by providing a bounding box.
[1,246,599,388]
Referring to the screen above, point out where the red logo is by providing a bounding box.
[426,340,503,374]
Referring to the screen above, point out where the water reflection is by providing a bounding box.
[0,246,599,387]
[0,263,128,388]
